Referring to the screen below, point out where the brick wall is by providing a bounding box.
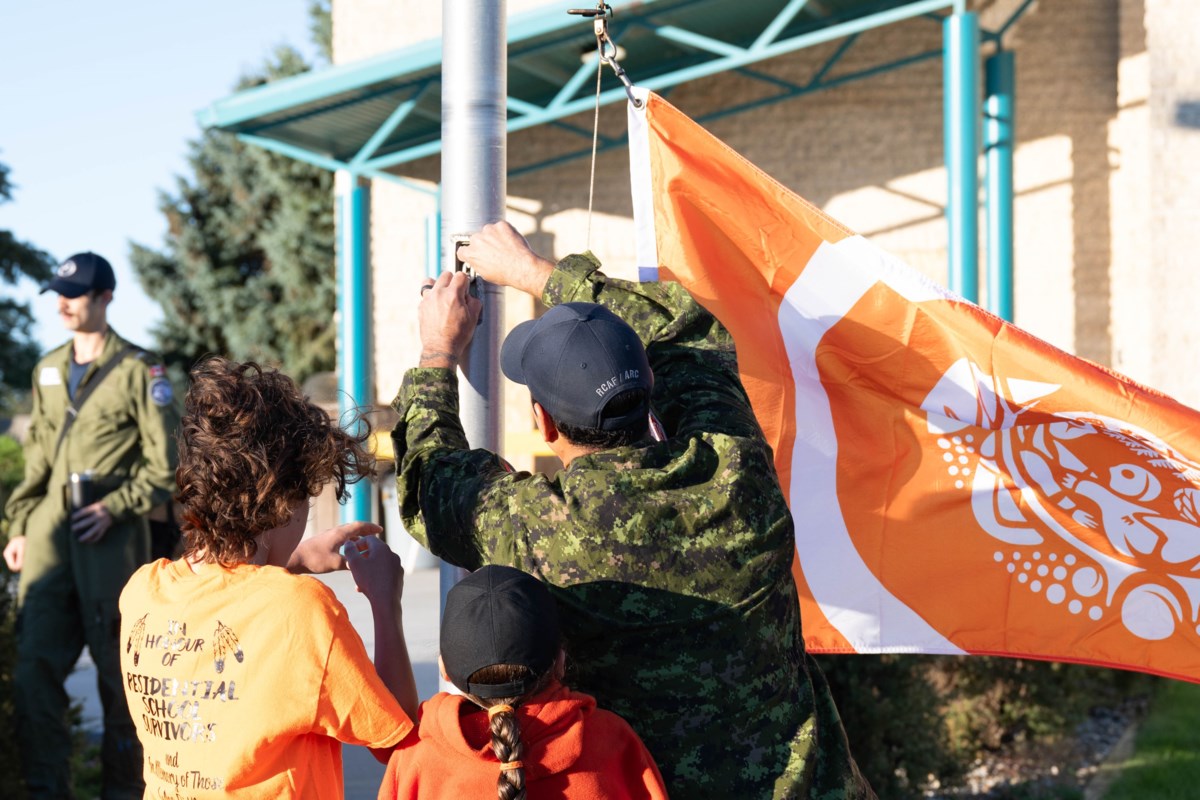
[1142,0,1200,405]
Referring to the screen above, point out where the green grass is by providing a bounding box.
[1100,680,1200,800]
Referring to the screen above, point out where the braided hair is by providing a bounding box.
[465,664,555,800]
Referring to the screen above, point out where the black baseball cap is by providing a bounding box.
[500,302,652,430]
[441,565,561,699]
[41,252,116,298]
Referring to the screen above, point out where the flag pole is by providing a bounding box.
[439,0,507,680]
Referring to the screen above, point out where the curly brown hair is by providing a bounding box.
[176,357,375,566]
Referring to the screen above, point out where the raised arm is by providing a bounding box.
[459,221,762,441]
[454,220,555,300]
[345,536,418,722]
[391,266,527,568]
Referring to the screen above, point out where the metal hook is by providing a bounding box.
[601,50,641,107]
[568,2,642,107]
[567,3,612,21]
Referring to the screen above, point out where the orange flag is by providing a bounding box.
[628,88,1200,682]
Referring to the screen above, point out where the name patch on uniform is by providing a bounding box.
[39,367,63,386]
[150,378,173,407]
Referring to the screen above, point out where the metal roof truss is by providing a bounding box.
[199,0,1032,183]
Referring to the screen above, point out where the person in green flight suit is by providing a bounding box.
[2,252,180,799]
[391,221,873,799]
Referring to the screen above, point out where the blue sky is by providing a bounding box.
[1,1,321,352]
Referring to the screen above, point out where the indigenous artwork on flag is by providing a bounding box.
[626,88,1200,681]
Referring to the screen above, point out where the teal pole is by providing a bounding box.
[943,12,980,301]
[985,50,1015,320]
[336,170,373,524]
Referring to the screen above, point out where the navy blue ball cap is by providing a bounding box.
[441,565,562,700]
[41,252,116,298]
[500,302,652,431]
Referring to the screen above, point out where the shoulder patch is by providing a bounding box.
[149,378,174,407]
[39,366,63,386]
[149,364,166,379]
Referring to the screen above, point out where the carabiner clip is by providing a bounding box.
[569,2,641,107]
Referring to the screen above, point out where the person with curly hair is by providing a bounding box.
[118,357,417,799]
[379,565,667,800]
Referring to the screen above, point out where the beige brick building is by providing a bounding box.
[332,0,1200,472]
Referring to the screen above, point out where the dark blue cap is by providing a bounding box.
[441,565,561,699]
[500,302,652,431]
[40,252,116,298]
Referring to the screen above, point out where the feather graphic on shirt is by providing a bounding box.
[212,620,244,673]
[126,614,148,667]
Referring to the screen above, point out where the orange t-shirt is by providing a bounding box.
[118,559,413,799]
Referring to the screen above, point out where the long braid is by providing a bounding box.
[466,664,555,800]
[488,704,526,800]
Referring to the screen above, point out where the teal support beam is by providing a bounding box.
[985,49,1015,320]
[943,12,980,301]
[335,170,373,524]
[348,87,427,167]
[751,0,811,51]
[237,132,439,192]
[655,25,746,58]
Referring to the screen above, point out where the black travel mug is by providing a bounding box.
[69,471,97,511]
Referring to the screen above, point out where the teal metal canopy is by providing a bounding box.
[199,0,976,180]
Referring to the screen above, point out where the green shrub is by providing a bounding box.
[815,653,962,799]
[815,652,1153,798]
[0,434,23,508]
[934,657,1146,757]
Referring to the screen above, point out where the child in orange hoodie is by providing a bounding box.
[379,565,668,800]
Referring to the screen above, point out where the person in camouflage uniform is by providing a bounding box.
[3,252,179,799]
[392,221,873,799]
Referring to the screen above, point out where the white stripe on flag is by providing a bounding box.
[783,236,965,654]
[626,87,659,283]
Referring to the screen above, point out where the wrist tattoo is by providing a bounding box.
[419,351,458,366]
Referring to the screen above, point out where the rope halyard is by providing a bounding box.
[569,2,642,251]
[569,3,642,107]
[587,49,602,252]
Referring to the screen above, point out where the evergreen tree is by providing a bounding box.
[309,0,332,63]
[0,160,55,414]
[130,46,335,384]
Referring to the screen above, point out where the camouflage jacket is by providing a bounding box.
[392,255,872,799]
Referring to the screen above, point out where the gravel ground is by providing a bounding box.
[924,696,1149,799]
